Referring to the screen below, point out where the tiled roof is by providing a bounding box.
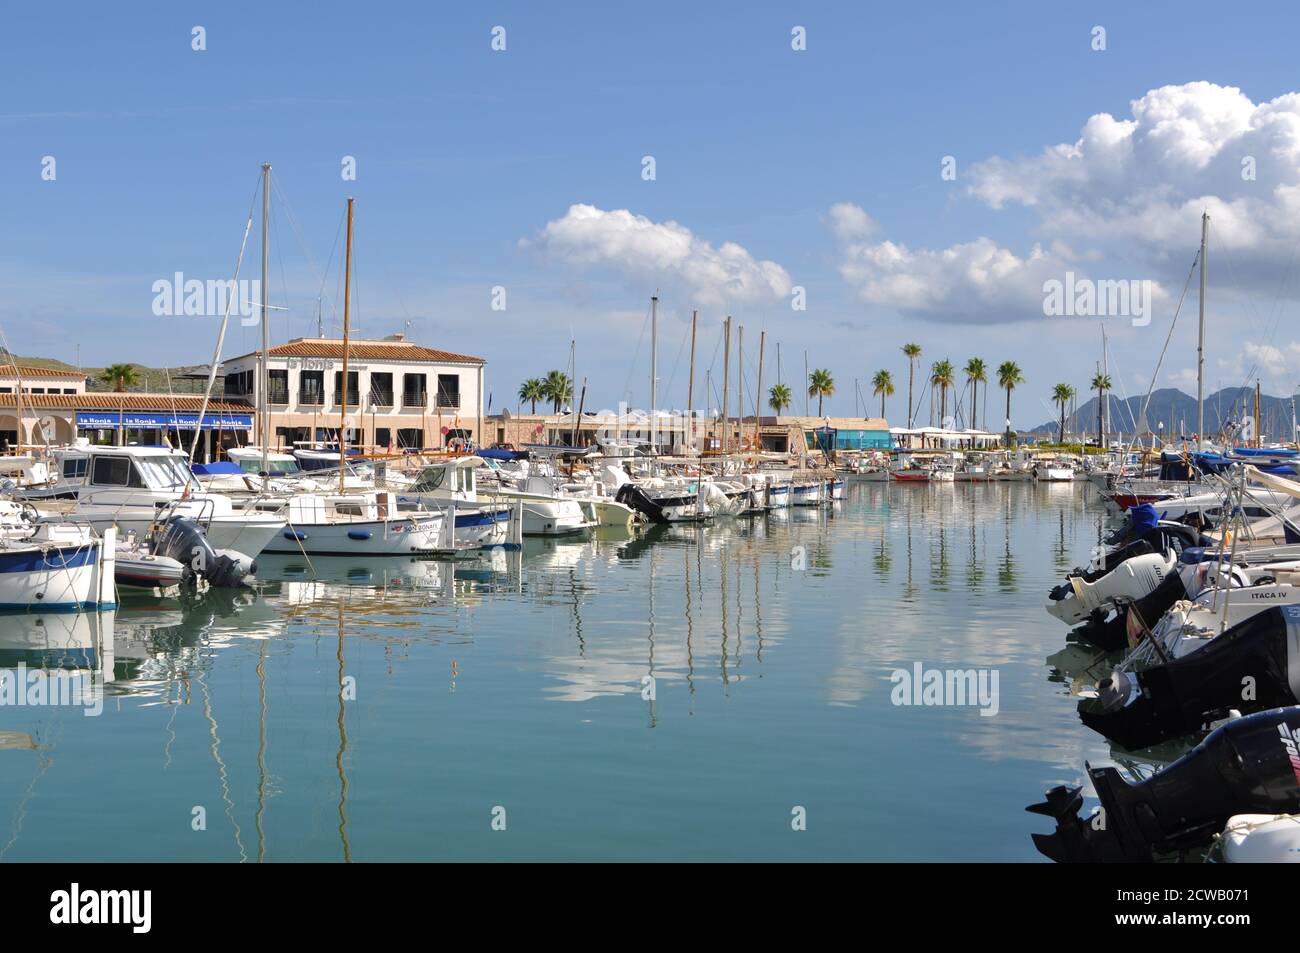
[0,393,251,412]
[225,339,484,365]
[0,364,85,380]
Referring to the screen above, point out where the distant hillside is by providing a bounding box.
[1030,386,1297,439]
[0,349,213,395]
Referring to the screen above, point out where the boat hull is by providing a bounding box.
[0,532,117,612]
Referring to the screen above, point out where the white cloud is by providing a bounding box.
[826,202,876,240]
[829,202,1167,324]
[966,82,1300,262]
[527,204,792,307]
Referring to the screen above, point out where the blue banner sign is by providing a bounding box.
[75,411,254,431]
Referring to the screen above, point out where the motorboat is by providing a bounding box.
[14,442,285,556]
[398,456,519,547]
[242,490,449,556]
[0,501,117,611]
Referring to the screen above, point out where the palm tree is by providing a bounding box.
[1090,372,1112,446]
[964,358,987,430]
[517,378,546,414]
[902,343,922,427]
[807,369,835,416]
[542,370,573,413]
[1052,383,1075,444]
[768,382,792,414]
[870,369,894,419]
[930,360,955,424]
[996,360,1024,446]
[100,363,139,392]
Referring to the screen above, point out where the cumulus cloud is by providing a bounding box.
[830,202,1167,323]
[966,82,1300,261]
[826,202,876,240]
[828,82,1300,322]
[527,204,792,307]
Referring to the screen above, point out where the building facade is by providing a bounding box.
[219,334,486,451]
[0,363,252,460]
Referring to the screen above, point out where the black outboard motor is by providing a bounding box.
[153,516,254,588]
[1079,604,1300,749]
[614,483,671,525]
[1028,705,1300,862]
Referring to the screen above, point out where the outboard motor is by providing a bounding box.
[1079,604,1300,750]
[1028,706,1300,862]
[1067,569,1190,652]
[615,483,670,525]
[1046,551,1179,626]
[152,516,255,588]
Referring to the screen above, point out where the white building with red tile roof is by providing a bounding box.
[219,333,486,451]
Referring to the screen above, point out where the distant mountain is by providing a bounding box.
[1029,387,1298,441]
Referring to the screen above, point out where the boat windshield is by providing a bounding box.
[238,457,301,475]
[136,455,196,491]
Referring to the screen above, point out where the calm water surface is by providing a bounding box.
[0,482,1125,861]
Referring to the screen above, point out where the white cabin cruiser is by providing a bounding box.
[398,456,517,547]
[14,443,285,557]
[477,458,593,535]
[243,489,447,556]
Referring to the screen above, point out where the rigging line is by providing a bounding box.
[661,319,690,406]
[1135,248,1200,435]
[272,176,339,332]
[620,299,652,404]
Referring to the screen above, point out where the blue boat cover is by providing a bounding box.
[478,448,529,461]
[1127,503,1160,535]
[191,461,243,475]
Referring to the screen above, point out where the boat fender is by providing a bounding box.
[348,530,373,541]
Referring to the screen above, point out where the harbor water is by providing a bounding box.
[0,482,1118,861]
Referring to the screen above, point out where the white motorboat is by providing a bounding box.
[15,442,285,556]
[242,490,447,556]
[0,502,117,612]
[398,456,519,547]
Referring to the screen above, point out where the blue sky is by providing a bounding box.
[4,2,1300,427]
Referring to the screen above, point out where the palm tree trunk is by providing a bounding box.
[907,362,914,428]
[1004,387,1012,446]
[880,393,885,418]
[817,393,824,416]
[1059,403,1066,444]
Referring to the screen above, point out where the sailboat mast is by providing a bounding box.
[1197,211,1208,451]
[649,295,658,456]
[737,325,744,456]
[339,197,354,494]
[260,162,271,472]
[754,331,765,453]
[721,317,731,454]
[686,310,697,451]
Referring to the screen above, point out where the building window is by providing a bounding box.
[496,427,505,445]
[333,370,360,406]
[436,374,460,409]
[0,388,10,394]
[402,373,426,408]
[268,369,289,404]
[369,373,393,407]
[299,370,324,405]
[396,428,424,449]
[224,370,253,397]
[29,387,44,394]
[62,388,76,395]
[375,427,392,448]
